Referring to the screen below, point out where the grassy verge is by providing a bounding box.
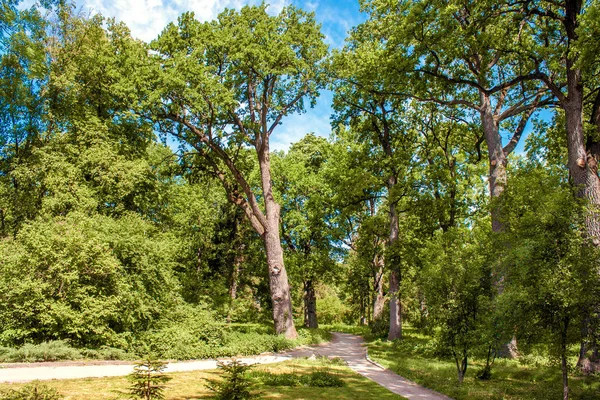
[0,359,404,399]
[329,325,600,400]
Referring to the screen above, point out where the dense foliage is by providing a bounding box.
[1,1,599,399]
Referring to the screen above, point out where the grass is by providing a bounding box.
[330,324,600,400]
[0,359,405,399]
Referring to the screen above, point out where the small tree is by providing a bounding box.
[421,226,495,383]
[206,359,257,400]
[127,358,171,400]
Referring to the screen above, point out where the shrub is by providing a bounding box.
[316,296,350,324]
[250,366,344,388]
[0,381,62,399]
[0,341,82,363]
[206,359,258,400]
[127,358,171,400]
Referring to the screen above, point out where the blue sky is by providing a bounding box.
[70,0,366,151]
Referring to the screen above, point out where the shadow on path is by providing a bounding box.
[0,332,452,400]
[286,332,452,400]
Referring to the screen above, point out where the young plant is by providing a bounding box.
[127,358,171,400]
[206,359,258,400]
[0,381,63,400]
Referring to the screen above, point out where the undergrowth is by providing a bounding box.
[0,325,330,363]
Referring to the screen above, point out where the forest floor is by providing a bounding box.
[0,332,449,400]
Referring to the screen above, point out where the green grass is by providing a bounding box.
[0,359,405,399]
[352,326,600,400]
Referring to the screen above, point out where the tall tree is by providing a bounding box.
[274,134,337,328]
[359,0,553,235]
[126,5,329,337]
[513,0,600,370]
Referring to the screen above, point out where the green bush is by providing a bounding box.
[0,341,82,363]
[131,305,225,360]
[79,346,132,360]
[206,359,258,400]
[305,369,344,387]
[0,381,62,399]
[250,367,344,388]
[0,214,182,348]
[316,296,350,324]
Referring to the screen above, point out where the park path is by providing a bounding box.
[0,332,451,400]
[287,332,452,400]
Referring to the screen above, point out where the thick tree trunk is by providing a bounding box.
[388,186,402,340]
[264,226,297,338]
[560,2,600,371]
[259,148,298,339]
[388,269,402,340]
[303,280,318,328]
[481,93,520,358]
[481,94,507,235]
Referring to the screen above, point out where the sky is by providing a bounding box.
[70,0,367,151]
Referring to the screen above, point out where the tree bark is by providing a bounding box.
[372,255,385,321]
[259,148,298,339]
[559,1,600,372]
[303,280,318,328]
[480,93,507,235]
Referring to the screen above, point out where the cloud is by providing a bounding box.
[73,0,338,151]
[77,0,290,42]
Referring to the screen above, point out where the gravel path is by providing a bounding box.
[0,332,451,400]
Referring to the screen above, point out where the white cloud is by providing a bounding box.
[75,0,332,151]
[78,0,290,42]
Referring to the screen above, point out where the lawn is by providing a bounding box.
[347,325,600,400]
[0,358,405,400]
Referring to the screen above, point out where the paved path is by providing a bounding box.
[287,333,452,400]
[0,332,451,400]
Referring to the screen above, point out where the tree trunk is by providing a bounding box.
[303,280,318,328]
[387,186,402,340]
[480,94,507,235]
[388,269,402,340]
[227,244,244,323]
[259,148,298,339]
[560,2,600,371]
[372,256,385,321]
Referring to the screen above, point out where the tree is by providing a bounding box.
[358,0,553,235]
[274,134,338,328]
[0,0,50,237]
[501,161,599,400]
[421,226,494,384]
[128,5,329,337]
[512,0,600,370]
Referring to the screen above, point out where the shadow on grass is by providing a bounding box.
[367,329,600,400]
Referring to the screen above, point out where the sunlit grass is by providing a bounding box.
[0,359,405,399]
[360,326,600,400]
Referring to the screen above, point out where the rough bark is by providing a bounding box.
[480,93,507,235]
[259,147,298,339]
[303,280,318,328]
[558,1,600,370]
